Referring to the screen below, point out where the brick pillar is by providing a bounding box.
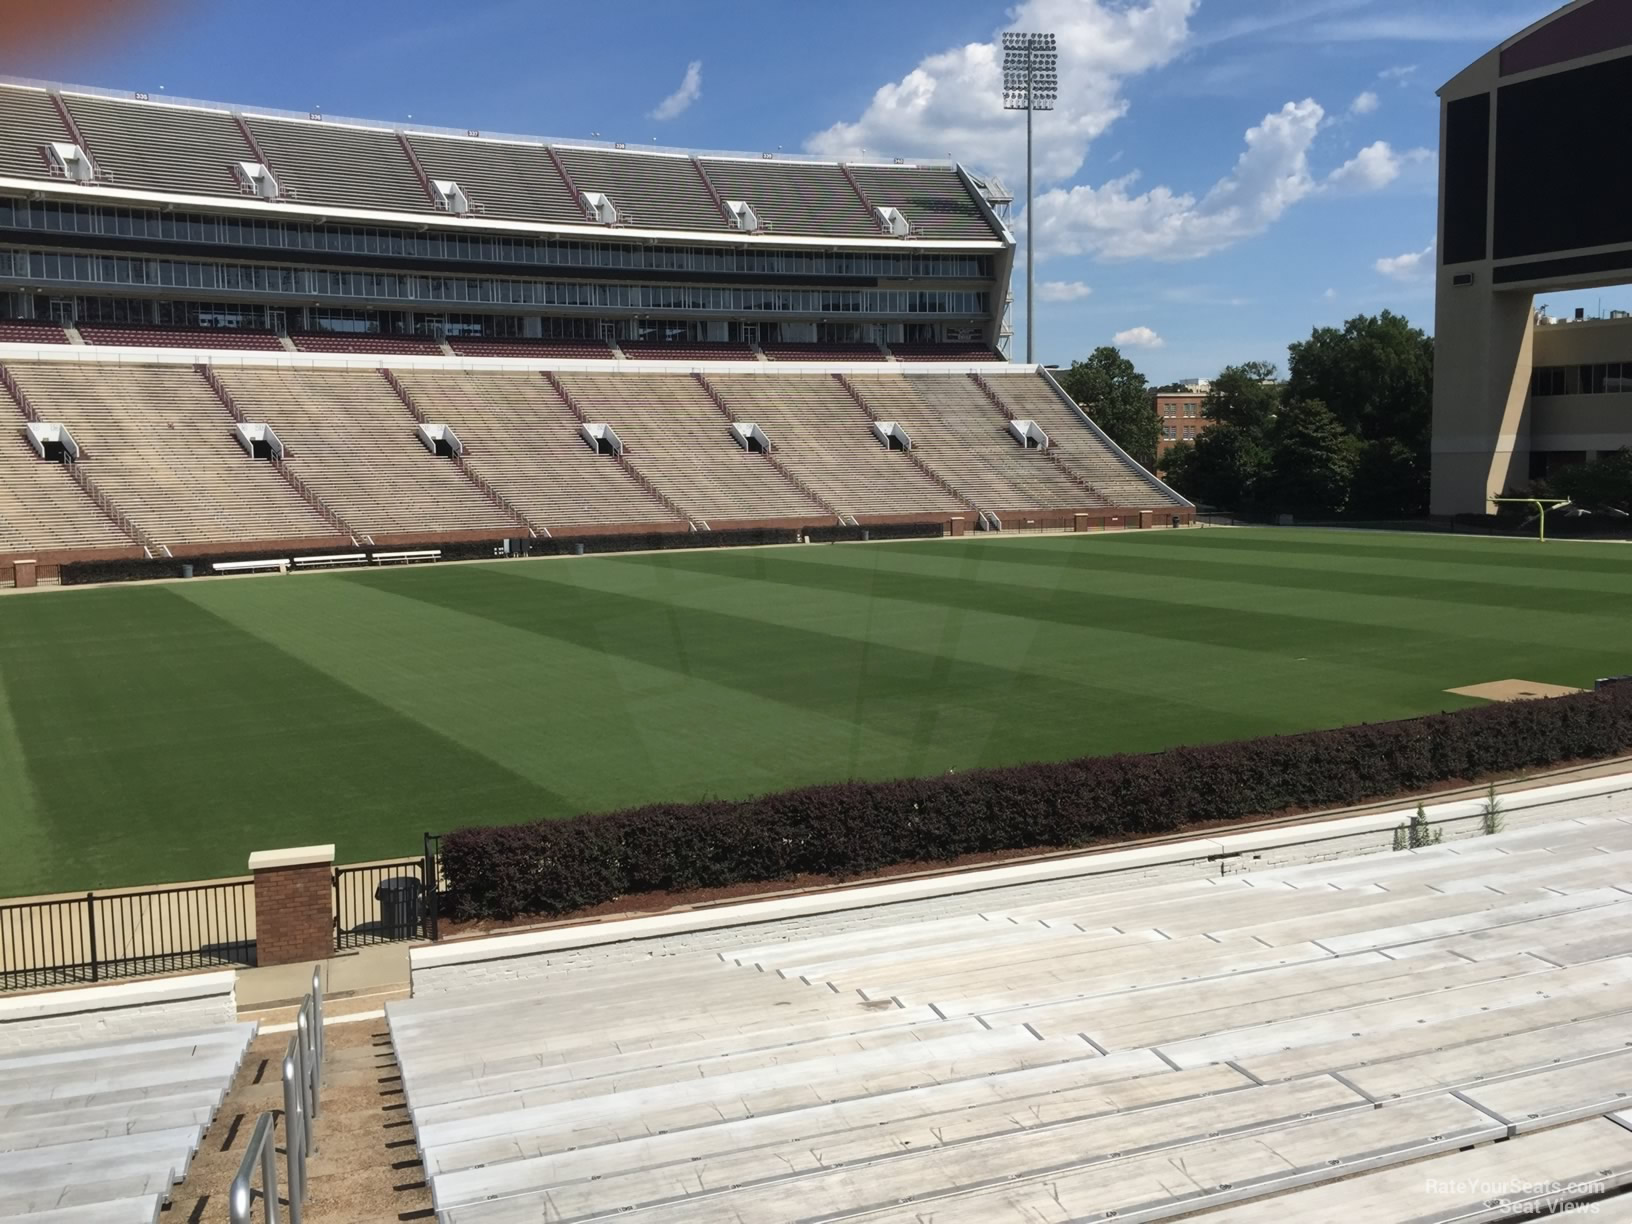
[947,516,965,537]
[12,560,35,589]
[1073,514,1089,533]
[250,845,335,967]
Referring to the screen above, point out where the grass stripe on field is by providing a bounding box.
[0,528,1628,895]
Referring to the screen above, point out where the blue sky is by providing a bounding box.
[4,0,1609,380]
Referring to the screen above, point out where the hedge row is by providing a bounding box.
[440,686,1632,921]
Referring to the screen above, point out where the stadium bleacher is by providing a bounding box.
[889,343,1000,362]
[215,367,518,540]
[618,341,756,362]
[389,809,1632,1221]
[78,325,284,352]
[58,93,253,198]
[0,1021,256,1220]
[695,158,879,237]
[0,321,70,345]
[4,362,341,551]
[242,114,434,213]
[556,371,828,524]
[763,343,887,362]
[391,369,683,533]
[0,358,1180,566]
[446,338,612,360]
[289,332,443,356]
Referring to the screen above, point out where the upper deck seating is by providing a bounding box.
[242,115,432,214]
[390,369,679,531]
[405,133,585,225]
[290,333,442,356]
[555,372,826,524]
[0,85,69,182]
[694,159,877,238]
[0,321,70,345]
[981,373,1185,508]
[847,372,1103,514]
[708,373,965,519]
[446,338,612,360]
[61,93,254,198]
[79,326,283,352]
[215,367,515,539]
[553,147,727,233]
[4,361,337,549]
[849,164,997,240]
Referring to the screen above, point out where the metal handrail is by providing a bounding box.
[231,972,323,1224]
[229,1113,282,1224]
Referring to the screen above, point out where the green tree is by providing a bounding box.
[1203,361,1281,433]
[1265,398,1358,518]
[1551,447,1632,515]
[1056,346,1159,470]
[1169,422,1274,510]
[1161,362,1280,511]
[1285,312,1433,516]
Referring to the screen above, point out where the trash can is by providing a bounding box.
[375,877,422,939]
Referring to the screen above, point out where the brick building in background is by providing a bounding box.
[1154,380,1212,457]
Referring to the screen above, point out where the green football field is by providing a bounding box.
[1,527,1629,897]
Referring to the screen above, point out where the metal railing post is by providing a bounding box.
[281,1040,305,1224]
[85,892,98,983]
[229,1112,281,1224]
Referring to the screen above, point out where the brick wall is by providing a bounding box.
[251,854,334,966]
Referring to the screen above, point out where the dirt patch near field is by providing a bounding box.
[1446,679,1585,702]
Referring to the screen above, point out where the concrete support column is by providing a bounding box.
[250,844,335,967]
[1431,285,1536,514]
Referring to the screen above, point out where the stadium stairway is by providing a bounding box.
[385,807,1632,1221]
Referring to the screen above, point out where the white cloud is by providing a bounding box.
[1322,287,1338,301]
[1028,98,1324,261]
[1325,140,1428,191]
[649,60,702,121]
[1375,241,1435,280]
[804,0,1197,184]
[1037,280,1093,302]
[1379,63,1418,83]
[1114,326,1165,348]
[1349,90,1379,115]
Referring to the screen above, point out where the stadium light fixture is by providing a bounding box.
[1001,31,1057,364]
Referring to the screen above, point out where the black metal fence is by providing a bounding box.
[333,833,441,949]
[0,879,254,992]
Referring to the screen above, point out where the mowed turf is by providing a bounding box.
[2,527,1630,895]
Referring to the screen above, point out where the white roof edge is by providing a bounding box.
[0,175,1008,252]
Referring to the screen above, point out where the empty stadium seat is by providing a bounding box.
[3,362,341,550]
[0,397,136,557]
[555,372,828,524]
[708,373,965,519]
[889,344,1000,362]
[620,342,756,362]
[390,369,682,532]
[847,372,1107,515]
[446,338,612,360]
[390,809,1632,1223]
[78,326,284,352]
[0,321,71,345]
[762,343,886,362]
[214,367,518,539]
[290,333,442,356]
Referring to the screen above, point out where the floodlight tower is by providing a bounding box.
[1002,31,1057,364]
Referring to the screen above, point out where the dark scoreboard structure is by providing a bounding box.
[1432,0,1632,514]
